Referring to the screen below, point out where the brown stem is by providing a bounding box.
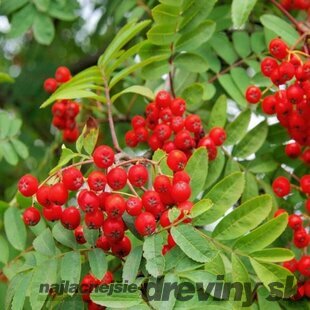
[168,44,176,98]
[103,78,122,153]
[269,0,306,33]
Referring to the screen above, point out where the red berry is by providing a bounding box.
[63,127,79,143]
[171,116,185,133]
[93,145,115,169]
[278,62,295,82]
[167,233,176,248]
[167,150,187,171]
[282,258,298,273]
[300,175,310,194]
[52,101,66,117]
[162,244,171,255]
[66,101,80,117]
[155,90,171,109]
[107,167,127,190]
[18,174,39,197]
[96,235,110,251]
[245,86,261,104]
[78,190,100,213]
[36,185,51,207]
[287,84,304,104]
[285,142,301,158]
[125,130,138,147]
[178,201,193,223]
[62,167,84,191]
[55,66,71,83]
[162,141,176,153]
[135,212,156,236]
[288,214,303,230]
[160,210,171,227]
[209,127,226,146]
[61,207,80,230]
[269,38,288,59]
[131,115,146,129]
[111,236,132,257]
[173,171,190,184]
[170,98,186,116]
[23,207,41,226]
[126,197,143,216]
[154,124,172,141]
[142,190,162,212]
[148,134,162,151]
[103,218,125,242]
[293,228,309,248]
[261,57,278,77]
[159,108,173,123]
[171,181,191,203]
[198,136,218,161]
[74,226,86,244]
[184,115,202,134]
[174,130,194,151]
[85,210,105,229]
[302,149,310,164]
[49,183,68,205]
[128,164,148,188]
[272,176,291,197]
[154,175,172,194]
[42,204,62,221]
[100,271,114,285]
[134,127,149,143]
[105,194,126,219]
[274,208,287,217]
[298,255,310,277]
[44,78,58,93]
[262,95,277,115]
[87,171,107,192]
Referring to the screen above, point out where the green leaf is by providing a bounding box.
[185,147,208,200]
[122,245,143,283]
[99,20,151,68]
[210,33,239,65]
[178,270,218,290]
[8,4,36,38]
[257,287,282,310]
[0,235,9,264]
[152,4,180,24]
[260,14,299,46]
[11,138,29,159]
[111,85,155,103]
[212,195,272,240]
[204,151,225,189]
[76,118,99,155]
[174,53,208,73]
[176,20,216,51]
[251,248,294,262]
[0,0,28,15]
[56,295,84,309]
[232,0,258,28]
[91,290,143,308]
[197,172,245,225]
[230,67,250,93]
[48,0,78,21]
[168,207,181,223]
[2,142,18,166]
[83,225,100,245]
[233,121,268,158]
[33,0,50,12]
[225,109,251,146]
[143,233,165,277]
[250,259,296,298]
[33,13,55,45]
[88,248,108,280]
[191,199,213,219]
[4,207,27,251]
[232,32,251,58]
[251,31,266,54]
[30,259,58,309]
[0,72,14,83]
[208,95,227,129]
[171,225,218,263]
[147,24,179,46]
[61,252,81,295]
[233,213,288,253]
[50,146,80,174]
[11,272,32,310]
[247,154,278,173]
[52,222,77,249]
[33,228,56,257]
[181,83,204,112]
[218,74,247,108]
[152,149,172,176]
[241,171,259,203]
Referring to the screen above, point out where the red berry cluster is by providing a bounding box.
[272,174,310,299]
[18,143,197,267]
[125,90,227,161]
[43,66,80,143]
[280,0,310,11]
[245,38,310,165]
[80,271,113,309]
